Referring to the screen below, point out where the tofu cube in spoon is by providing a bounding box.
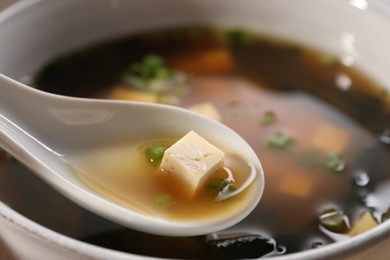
[160,131,225,196]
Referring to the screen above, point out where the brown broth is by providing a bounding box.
[0,27,389,258]
[67,137,256,221]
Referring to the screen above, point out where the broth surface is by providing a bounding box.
[68,137,257,221]
[1,27,389,258]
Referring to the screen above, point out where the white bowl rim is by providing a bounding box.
[0,0,390,259]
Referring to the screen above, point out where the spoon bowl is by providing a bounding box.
[0,74,264,236]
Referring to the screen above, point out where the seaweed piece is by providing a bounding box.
[319,208,350,233]
[206,233,275,259]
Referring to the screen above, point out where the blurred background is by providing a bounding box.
[0,0,17,10]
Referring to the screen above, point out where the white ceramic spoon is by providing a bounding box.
[0,74,264,236]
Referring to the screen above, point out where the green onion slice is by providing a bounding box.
[145,144,167,166]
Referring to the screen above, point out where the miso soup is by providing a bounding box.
[67,135,258,221]
[2,27,389,258]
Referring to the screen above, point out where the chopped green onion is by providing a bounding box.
[207,178,237,196]
[128,54,174,84]
[208,179,231,192]
[266,132,294,150]
[143,55,164,68]
[153,194,172,210]
[145,145,167,166]
[319,208,350,233]
[125,55,176,84]
[225,28,253,44]
[123,54,189,104]
[261,111,276,126]
[324,154,345,172]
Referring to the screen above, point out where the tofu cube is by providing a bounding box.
[348,211,378,237]
[187,102,222,121]
[278,174,312,198]
[108,85,158,103]
[311,123,350,154]
[160,131,224,195]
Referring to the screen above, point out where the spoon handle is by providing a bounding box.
[0,74,67,176]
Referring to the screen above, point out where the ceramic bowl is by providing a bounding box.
[0,0,390,259]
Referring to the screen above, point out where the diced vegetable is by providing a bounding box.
[145,145,167,166]
[319,208,350,233]
[348,211,378,236]
[261,111,276,126]
[153,194,172,210]
[324,154,345,172]
[123,54,188,99]
[207,178,237,195]
[265,128,346,173]
[266,132,294,150]
[129,55,171,83]
[294,148,346,173]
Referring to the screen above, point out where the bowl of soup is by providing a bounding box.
[0,0,390,259]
